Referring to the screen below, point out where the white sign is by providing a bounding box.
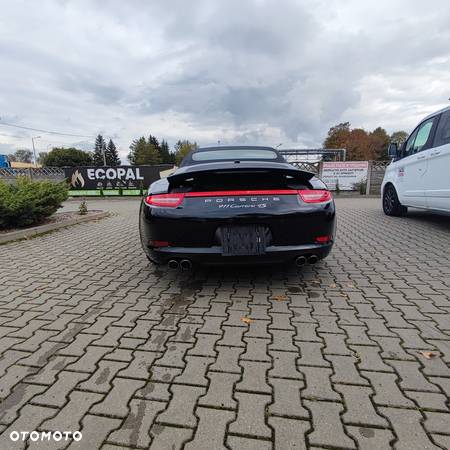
[321,161,369,191]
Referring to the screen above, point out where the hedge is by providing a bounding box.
[0,177,68,229]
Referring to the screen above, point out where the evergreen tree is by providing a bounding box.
[128,137,162,165]
[93,134,107,166]
[159,139,174,164]
[105,139,121,166]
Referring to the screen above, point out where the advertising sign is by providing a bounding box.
[321,161,369,191]
[64,165,173,190]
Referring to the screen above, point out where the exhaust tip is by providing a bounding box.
[180,259,193,271]
[295,256,307,267]
[168,259,179,270]
[308,255,318,264]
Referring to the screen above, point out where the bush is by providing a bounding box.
[42,147,93,167]
[0,177,69,229]
[78,200,88,215]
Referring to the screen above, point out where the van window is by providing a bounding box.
[404,118,435,156]
[433,111,450,147]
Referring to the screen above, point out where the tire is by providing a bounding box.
[383,184,407,216]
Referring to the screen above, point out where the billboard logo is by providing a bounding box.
[71,170,85,188]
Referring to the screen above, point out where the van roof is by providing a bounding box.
[423,105,450,121]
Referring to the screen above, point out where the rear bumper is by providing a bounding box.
[145,242,333,266]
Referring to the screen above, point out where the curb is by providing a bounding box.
[0,211,110,245]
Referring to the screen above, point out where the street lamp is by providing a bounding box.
[31,136,41,166]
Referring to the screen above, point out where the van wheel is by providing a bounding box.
[383,185,407,216]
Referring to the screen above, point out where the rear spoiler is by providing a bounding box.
[168,162,315,188]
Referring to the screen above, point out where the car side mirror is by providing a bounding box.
[387,142,398,159]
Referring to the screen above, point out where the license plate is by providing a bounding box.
[221,225,267,256]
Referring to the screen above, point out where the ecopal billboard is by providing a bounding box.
[321,161,369,190]
[65,165,173,190]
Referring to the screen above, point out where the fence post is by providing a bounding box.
[366,161,372,196]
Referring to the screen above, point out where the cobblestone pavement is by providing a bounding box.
[0,197,449,450]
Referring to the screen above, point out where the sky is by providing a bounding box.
[1,0,449,162]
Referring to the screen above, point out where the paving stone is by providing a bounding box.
[236,361,271,394]
[210,346,244,373]
[156,384,205,427]
[184,406,234,450]
[268,378,309,419]
[299,366,340,401]
[149,424,193,450]
[187,333,220,357]
[270,351,302,380]
[296,341,330,367]
[388,360,440,392]
[0,404,56,450]
[118,350,161,379]
[335,384,389,427]
[90,378,145,417]
[406,391,449,411]
[350,344,394,372]
[65,346,111,373]
[305,400,356,449]
[77,360,127,393]
[320,332,352,356]
[229,392,272,439]
[66,415,122,450]
[380,407,441,450]
[32,371,89,408]
[346,425,395,450]
[424,411,450,435]
[108,399,166,448]
[269,416,309,450]
[41,390,103,431]
[173,355,214,386]
[241,337,271,362]
[198,372,239,410]
[227,436,272,450]
[0,383,47,425]
[328,354,370,386]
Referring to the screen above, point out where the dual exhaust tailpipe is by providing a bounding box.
[295,254,318,267]
[168,259,193,271]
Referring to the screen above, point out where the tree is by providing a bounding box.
[369,127,390,160]
[324,123,391,160]
[41,148,93,167]
[105,139,121,166]
[37,152,48,165]
[128,137,162,165]
[390,131,408,146]
[159,139,175,164]
[13,149,33,163]
[323,123,350,150]
[174,140,198,165]
[93,134,107,166]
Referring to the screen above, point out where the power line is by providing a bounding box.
[0,119,94,138]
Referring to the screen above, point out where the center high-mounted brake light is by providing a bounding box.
[297,190,332,203]
[145,193,185,207]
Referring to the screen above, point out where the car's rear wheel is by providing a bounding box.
[383,184,407,216]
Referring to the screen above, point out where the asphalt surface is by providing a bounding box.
[0,197,449,449]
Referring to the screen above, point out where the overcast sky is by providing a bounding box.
[1,0,449,161]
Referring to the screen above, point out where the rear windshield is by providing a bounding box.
[192,149,278,161]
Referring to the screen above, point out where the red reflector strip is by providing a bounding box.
[149,240,170,247]
[315,235,331,243]
[185,190,297,197]
[298,190,332,203]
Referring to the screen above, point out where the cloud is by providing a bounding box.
[0,0,449,161]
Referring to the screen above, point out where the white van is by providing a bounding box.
[382,106,450,216]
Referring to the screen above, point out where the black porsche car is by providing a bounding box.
[139,146,335,269]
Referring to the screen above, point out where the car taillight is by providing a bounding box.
[298,190,332,203]
[145,193,185,207]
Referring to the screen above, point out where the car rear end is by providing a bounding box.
[140,162,336,267]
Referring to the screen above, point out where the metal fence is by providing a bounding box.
[0,167,65,182]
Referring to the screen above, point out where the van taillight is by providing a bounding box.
[298,190,332,203]
[145,194,185,207]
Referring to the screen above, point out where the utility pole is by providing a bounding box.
[31,136,41,166]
